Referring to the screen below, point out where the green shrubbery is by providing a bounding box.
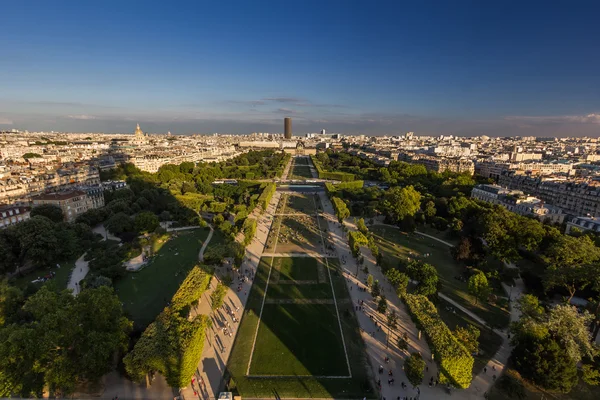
[242,218,257,246]
[258,183,276,212]
[404,294,474,388]
[124,265,213,387]
[331,197,350,222]
[348,231,369,258]
[311,155,355,181]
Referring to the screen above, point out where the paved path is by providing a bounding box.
[198,225,214,262]
[180,190,284,400]
[262,252,335,258]
[69,224,124,295]
[371,222,527,398]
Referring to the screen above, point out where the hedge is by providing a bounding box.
[348,230,369,258]
[124,265,213,387]
[310,155,355,181]
[242,218,257,246]
[276,153,292,178]
[403,294,474,388]
[325,181,364,197]
[257,183,276,212]
[331,196,350,222]
[171,265,212,310]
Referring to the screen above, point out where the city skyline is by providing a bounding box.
[2,1,600,136]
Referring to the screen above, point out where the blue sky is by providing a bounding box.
[1,0,600,136]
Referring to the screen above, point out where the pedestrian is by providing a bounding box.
[492,365,496,371]
[484,367,487,373]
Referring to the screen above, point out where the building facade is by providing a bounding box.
[0,205,30,229]
[31,190,100,222]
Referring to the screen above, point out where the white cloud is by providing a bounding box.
[0,117,13,125]
[67,115,98,120]
[505,113,600,124]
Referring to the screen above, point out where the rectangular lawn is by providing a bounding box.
[249,303,349,376]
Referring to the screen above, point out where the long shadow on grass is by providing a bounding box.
[222,248,375,398]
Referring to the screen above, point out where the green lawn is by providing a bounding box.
[10,257,76,292]
[225,257,374,398]
[371,224,510,329]
[276,256,320,281]
[114,228,210,330]
[286,193,318,214]
[290,164,313,179]
[250,303,348,376]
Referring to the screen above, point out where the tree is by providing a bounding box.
[385,269,409,296]
[543,235,600,302]
[454,325,480,354]
[397,332,409,352]
[105,212,133,234]
[356,218,368,234]
[404,352,426,387]
[516,294,545,321]
[407,261,439,296]
[377,295,388,314]
[134,211,159,233]
[371,280,381,298]
[546,304,594,363]
[367,274,374,288]
[0,286,131,397]
[468,271,490,304]
[511,332,577,393]
[381,186,421,224]
[424,200,436,220]
[210,282,227,310]
[386,310,398,348]
[30,204,64,222]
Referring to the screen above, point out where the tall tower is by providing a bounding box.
[284,117,292,139]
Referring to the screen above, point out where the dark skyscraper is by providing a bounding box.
[284,117,292,139]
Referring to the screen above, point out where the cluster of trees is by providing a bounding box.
[242,218,257,246]
[311,154,356,181]
[510,294,598,393]
[124,266,212,387]
[406,261,439,296]
[0,284,131,397]
[0,214,97,276]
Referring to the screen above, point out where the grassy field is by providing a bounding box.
[290,164,314,179]
[226,257,374,398]
[114,228,210,330]
[276,256,321,281]
[285,193,318,214]
[10,259,75,292]
[266,215,325,253]
[371,224,510,328]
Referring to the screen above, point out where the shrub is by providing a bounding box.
[405,352,426,387]
[242,218,257,246]
[210,282,227,310]
[404,294,474,388]
[348,230,368,258]
[258,183,276,212]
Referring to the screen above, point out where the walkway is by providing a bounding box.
[179,190,284,400]
[371,222,527,398]
[198,225,214,262]
[69,223,123,295]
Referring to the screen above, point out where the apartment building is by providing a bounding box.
[0,205,30,229]
[406,154,475,175]
[471,183,565,223]
[498,173,600,217]
[566,216,600,234]
[31,190,100,222]
[475,160,574,179]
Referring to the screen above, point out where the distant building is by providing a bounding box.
[31,190,103,222]
[320,129,326,135]
[566,216,600,234]
[284,117,292,139]
[0,205,30,229]
[471,184,565,223]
